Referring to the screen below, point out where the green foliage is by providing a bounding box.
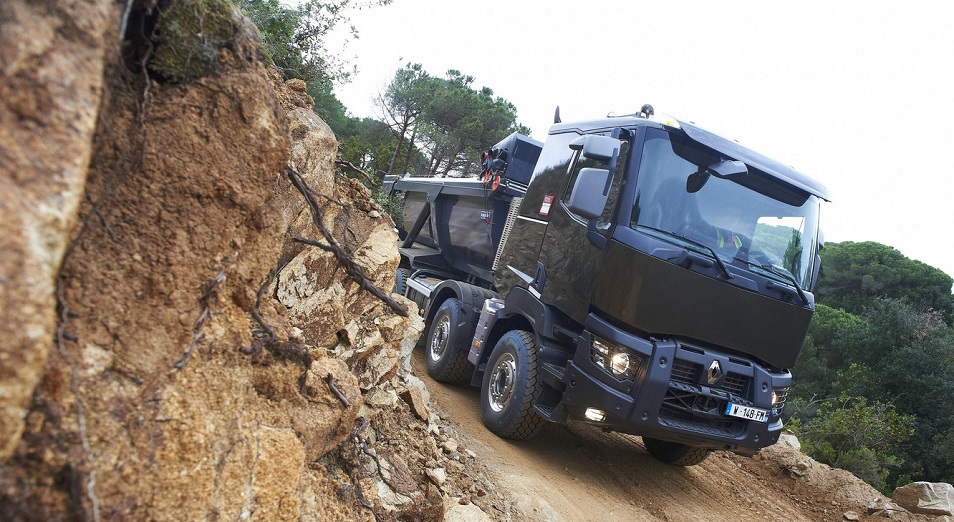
[817,241,954,323]
[783,229,803,281]
[338,117,397,178]
[792,295,954,488]
[751,223,790,256]
[237,0,390,86]
[792,304,865,400]
[372,187,404,227]
[792,394,914,492]
[376,64,528,178]
[151,0,238,81]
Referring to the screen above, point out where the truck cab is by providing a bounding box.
[386,107,829,465]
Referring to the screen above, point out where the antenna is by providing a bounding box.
[553,105,561,124]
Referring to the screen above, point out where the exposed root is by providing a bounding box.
[174,267,226,369]
[55,277,100,522]
[239,268,278,357]
[326,375,350,408]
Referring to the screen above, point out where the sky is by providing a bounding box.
[328,0,954,282]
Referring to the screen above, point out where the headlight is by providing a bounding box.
[771,386,789,417]
[590,337,641,380]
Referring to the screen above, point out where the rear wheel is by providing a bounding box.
[480,330,544,440]
[393,268,410,295]
[643,437,711,466]
[424,298,471,383]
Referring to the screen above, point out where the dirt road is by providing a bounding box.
[412,349,890,522]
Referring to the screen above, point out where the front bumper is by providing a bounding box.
[557,314,790,453]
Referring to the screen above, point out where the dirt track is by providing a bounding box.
[412,349,893,522]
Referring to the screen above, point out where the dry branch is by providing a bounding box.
[335,159,377,186]
[326,375,350,407]
[286,166,408,317]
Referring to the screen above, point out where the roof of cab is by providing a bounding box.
[548,116,831,202]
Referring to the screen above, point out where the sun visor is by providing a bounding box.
[678,120,831,202]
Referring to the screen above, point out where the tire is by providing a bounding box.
[480,330,544,440]
[424,298,472,383]
[643,437,711,466]
[393,268,410,295]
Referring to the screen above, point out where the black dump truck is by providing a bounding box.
[383,105,829,465]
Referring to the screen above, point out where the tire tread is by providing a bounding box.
[484,330,544,440]
[426,299,471,384]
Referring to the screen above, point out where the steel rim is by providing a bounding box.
[488,352,517,412]
[429,315,450,362]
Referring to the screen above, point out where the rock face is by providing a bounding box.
[0,0,113,462]
[893,482,954,516]
[0,2,435,520]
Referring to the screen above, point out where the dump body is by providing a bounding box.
[386,112,828,459]
[388,132,542,284]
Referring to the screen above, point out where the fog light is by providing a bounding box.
[584,408,606,422]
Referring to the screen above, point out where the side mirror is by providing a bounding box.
[569,135,620,162]
[566,167,611,219]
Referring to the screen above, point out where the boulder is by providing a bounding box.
[892,481,954,516]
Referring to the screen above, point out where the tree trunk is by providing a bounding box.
[386,117,409,175]
[399,123,418,176]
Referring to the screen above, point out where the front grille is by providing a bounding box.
[722,373,750,398]
[659,390,745,436]
[670,359,752,398]
[670,359,699,383]
[660,355,754,437]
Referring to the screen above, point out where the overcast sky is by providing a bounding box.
[329,0,954,282]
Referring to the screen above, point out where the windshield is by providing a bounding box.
[628,128,821,290]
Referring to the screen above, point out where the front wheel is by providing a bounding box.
[480,330,544,440]
[643,437,711,466]
[424,298,471,383]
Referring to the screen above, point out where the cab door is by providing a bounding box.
[535,130,632,324]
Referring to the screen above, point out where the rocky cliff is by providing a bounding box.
[0,1,457,519]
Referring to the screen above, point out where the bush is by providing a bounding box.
[792,394,914,492]
[372,187,403,228]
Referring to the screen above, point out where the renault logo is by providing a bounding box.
[707,360,723,385]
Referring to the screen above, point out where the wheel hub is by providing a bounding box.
[488,353,516,412]
[429,316,450,362]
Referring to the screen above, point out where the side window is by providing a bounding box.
[521,132,579,218]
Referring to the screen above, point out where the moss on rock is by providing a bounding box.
[150,0,238,81]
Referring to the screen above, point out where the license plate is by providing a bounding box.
[725,403,768,423]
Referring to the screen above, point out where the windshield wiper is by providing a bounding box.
[638,226,732,280]
[737,259,810,305]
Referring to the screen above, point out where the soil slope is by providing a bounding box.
[414,349,945,522]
